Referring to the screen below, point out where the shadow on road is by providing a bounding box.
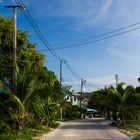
[60,118,113,130]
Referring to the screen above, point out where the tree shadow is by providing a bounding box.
[59,119,113,130]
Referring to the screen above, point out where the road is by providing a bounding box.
[41,118,130,140]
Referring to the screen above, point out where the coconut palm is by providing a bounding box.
[138,77,140,84]
[0,80,25,131]
[109,82,135,125]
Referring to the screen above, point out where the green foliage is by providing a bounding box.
[63,103,81,119]
[132,134,140,140]
[49,121,60,128]
[0,15,62,138]
[89,83,140,125]
[0,128,32,140]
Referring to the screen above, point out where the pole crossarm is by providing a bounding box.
[4,5,23,8]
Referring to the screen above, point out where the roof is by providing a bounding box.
[81,105,97,113]
[87,108,97,112]
[82,98,90,102]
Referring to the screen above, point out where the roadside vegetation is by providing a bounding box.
[88,82,140,138]
[1,15,140,139]
[0,16,80,139]
[118,120,140,140]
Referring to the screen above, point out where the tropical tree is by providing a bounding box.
[0,80,25,132]
[109,83,135,125]
[89,87,114,118]
[0,15,62,134]
[89,83,139,125]
[138,77,140,85]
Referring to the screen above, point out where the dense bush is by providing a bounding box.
[64,104,81,120]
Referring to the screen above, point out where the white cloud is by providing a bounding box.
[88,76,115,87]
[62,75,115,92]
[23,0,112,28]
[107,34,140,63]
[63,75,139,92]
[40,0,98,18]
[93,0,113,23]
[119,75,139,87]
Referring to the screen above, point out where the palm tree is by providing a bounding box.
[0,80,25,131]
[109,82,135,125]
[138,77,140,86]
[17,64,62,125]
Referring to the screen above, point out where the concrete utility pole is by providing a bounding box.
[80,79,86,110]
[81,79,86,93]
[59,59,66,120]
[5,5,22,94]
[60,60,63,120]
[60,60,63,86]
[115,74,118,87]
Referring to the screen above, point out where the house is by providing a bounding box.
[81,98,90,106]
[64,92,80,106]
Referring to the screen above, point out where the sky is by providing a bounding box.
[0,0,140,92]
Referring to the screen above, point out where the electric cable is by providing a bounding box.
[52,22,140,47]
[14,0,62,61]
[53,26,140,50]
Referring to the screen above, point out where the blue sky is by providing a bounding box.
[1,0,140,92]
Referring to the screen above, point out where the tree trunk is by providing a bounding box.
[120,112,125,126]
[107,107,110,119]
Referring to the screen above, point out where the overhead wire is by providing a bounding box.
[0,52,28,66]
[51,22,140,47]
[2,2,140,91]
[0,52,12,60]
[13,0,88,84]
[86,81,99,89]
[64,60,82,80]
[1,1,89,90]
[36,22,140,52]
[12,0,107,90]
[14,0,62,61]
[52,26,140,50]
[63,60,99,89]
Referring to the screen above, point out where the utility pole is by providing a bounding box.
[81,79,83,94]
[81,79,86,93]
[60,60,63,120]
[115,74,118,87]
[80,79,86,110]
[5,5,22,95]
[60,60,63,86]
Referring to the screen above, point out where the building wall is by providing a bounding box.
[64,94,80,106]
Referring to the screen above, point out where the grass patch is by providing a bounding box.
[0,126,50,140]
[118,120,140,139]
[49,121,60,128]
[0,129,32,140]
[0,120,61,140]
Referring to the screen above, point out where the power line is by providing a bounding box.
[14,0,62,61]
[64,61,99,89]
[13,0,87,86]
[0,53,12,60]
[52,26,140,50]
[0,52,30,65]
[86,81,99,89]
[12,0,106,90]
[2,2,87,90]
[3,1,140,93]
[64,61,82,80]
[36,23,140,52]
[51,22,140,47]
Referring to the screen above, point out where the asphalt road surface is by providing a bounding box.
[41,118,130,140]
